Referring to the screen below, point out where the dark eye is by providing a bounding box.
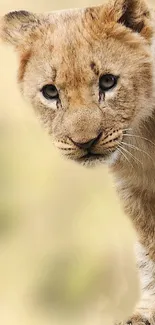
[99,74,118,92]
[41,84,59,100]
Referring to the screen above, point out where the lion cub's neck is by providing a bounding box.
[113,113,155,193]
[112,26,155,194]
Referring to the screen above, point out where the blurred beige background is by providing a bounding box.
[0,0,154,324]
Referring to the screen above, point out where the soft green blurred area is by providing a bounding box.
[1,0,153,324]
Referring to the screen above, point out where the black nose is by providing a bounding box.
[71,133,102,150]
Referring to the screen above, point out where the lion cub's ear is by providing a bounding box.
[108,0,152,40]
[0,10,40,47]
[86,0,152,42]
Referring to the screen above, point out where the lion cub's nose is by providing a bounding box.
[71,133,102,150]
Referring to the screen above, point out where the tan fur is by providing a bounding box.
[1,0,155,324]
[18,50,31,82]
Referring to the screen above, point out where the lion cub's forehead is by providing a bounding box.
[25,4,150,89]
[31,10,101,85]
[43,9,93,50]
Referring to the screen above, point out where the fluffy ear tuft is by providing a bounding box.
[0,10,40,46]
[85,0,152,42]
[112,0,152,40]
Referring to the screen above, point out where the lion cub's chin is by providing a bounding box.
[70,150,120,168]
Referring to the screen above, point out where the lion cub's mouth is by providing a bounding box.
[55,129,123,164]
[76,130,123,164]
[77,152,110,163]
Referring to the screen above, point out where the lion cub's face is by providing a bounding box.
[1,0,153,165]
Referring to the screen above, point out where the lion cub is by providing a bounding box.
[1,0,155,324]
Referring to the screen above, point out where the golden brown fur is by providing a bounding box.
[1,0,155,324]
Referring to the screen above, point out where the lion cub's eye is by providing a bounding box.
[41,84,59,100]
[99,74,118,92]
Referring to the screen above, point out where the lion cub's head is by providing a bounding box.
[0,0,154,165]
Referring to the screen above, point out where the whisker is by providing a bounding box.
[117,143,143,167]
[123,128,132,133]
[117,146,134,168]
[55,141,76,150]
[100,129,123,144]
[120,141,154,163]
[123,134,155,147]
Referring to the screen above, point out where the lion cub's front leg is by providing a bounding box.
[115,182,155,325]
[118,242,155,325]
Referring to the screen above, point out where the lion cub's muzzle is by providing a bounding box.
[55,129,123,164]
